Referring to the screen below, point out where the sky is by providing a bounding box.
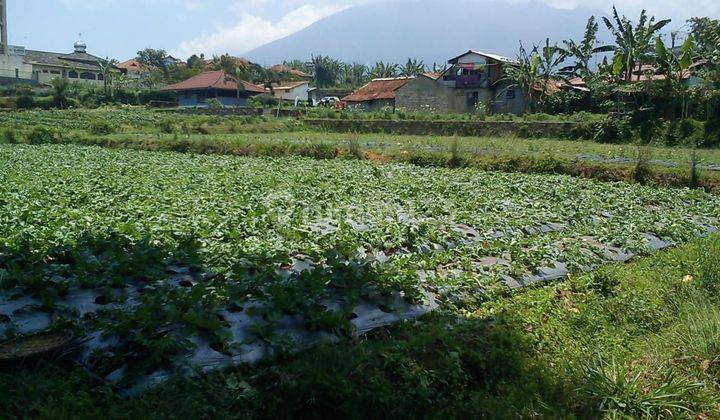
[8,0,720,61]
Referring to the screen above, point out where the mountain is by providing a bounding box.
[245,0,610,66]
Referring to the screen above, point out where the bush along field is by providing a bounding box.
[1,108,719,191]
[0,144,719,412]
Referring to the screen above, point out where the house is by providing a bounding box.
[396,50,528,115]
[161,70,266,108]
[0,1,113,86]
[271,80,310,102]
[342,77,414,112]
[117,59,152,79]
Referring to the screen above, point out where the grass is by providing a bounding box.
[1,234,719,418]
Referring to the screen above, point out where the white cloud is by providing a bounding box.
[172,2,357,59]
[171,0,720,59]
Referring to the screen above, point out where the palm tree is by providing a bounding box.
[603,7,671,81]
[224,66,247,107]
[399,58,426,77]
[560,17,614,78]
[309,55,342,87]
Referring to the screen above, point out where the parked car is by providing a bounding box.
[318,96,341,107]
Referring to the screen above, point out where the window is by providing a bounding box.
[68,70,78,79]
[50,70,60,75]
[97,73,104,81]
[466,91,479,108]
[80,72,96,80]
[506,87,516,100]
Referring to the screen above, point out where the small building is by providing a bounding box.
[342,77,414,112]
[117,59,152,79]
[271,80,310,102]
[0,2,113,86]
[396,50,528,115]
[161,70,265,108]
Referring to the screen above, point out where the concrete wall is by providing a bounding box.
[347,99,395,112]
[178,90,249,108]
[0,53,33,80]
[277,83,309,101]
[396,75,528,116]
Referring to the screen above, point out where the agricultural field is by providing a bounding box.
[0,143,719,398]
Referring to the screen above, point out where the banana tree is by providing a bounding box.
[656,36,697,118]
[503,43,541,113]
[98,57,119,99]
[399,58,426,77]
[603,7,671,81]
[560,17,614,78]
[369,62,399,79]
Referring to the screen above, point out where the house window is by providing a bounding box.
[466,91,479,108]
[50,70,60,75]
[506,87,516,100]
[80,72,96,80]
[68,70,78,79]
[97,73,104,81]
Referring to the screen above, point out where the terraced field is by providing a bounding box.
[1,144,719,393]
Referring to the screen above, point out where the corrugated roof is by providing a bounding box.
[448,50,518,66]
[24,49,106,71]
[273,80,309,91]
[342,77,414,102]
[161,70,266,93]
[422,72,442,80]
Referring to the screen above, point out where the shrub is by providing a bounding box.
[633,145,654,185]
[25,126,59,145]
[15,94,34,109]
[703,118,720,148]
[89,119,117,135]
[577,357,700,418]
[592,117,633,143]
[249,94,279,108]
[159,119,175,134]
[0,127,19,144]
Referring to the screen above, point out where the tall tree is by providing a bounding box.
[504,43,542,113]
[656,36,697,117]
[341,62,368,87]
[309,55,342,87]
[399,58,426,77]
[97,57,119,98]
[603,7,671,81]
[369,62,399,79]
[136,48,170,73]
[560,16,614,78]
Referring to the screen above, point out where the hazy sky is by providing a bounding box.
[8,0,720,60]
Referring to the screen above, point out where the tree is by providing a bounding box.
[560,16,614,78]
[51,77,70,109]
[399,58,426,77]
[655,36,697,118]
[340,62,368,87]
[504,43,542,113]
[369,62,399,79]
[309,55,342,87]
[223,65,248,106]
[136,48,169,72]
[97,57,119,99]
[603,7,671,81]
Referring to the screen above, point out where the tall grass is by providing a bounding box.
[577,357,701,418]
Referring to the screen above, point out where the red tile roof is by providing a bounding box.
[117,59,151,72]
[161,70,266,93]
[342,77,414,102]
